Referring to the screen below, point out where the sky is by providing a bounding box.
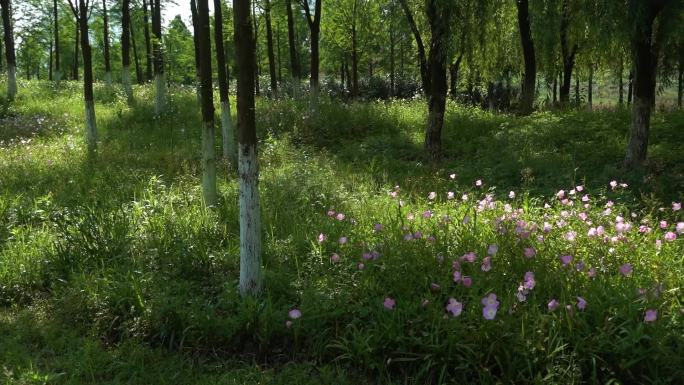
[162,1,213,27]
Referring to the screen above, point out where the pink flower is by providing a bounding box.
[524,247,536,258]
[475,179,483,187]
[453,270,462,282]
[481,257,492,272]
[447,191,455,200]
[407,213,415,221]
[383,297,396,310]
[596,226,605,236]
[619,263,633,277]
[673,202,681,211]
[461,193,469,201]
[576,185,584,192]
[446,298,463,317]
[428,191,437,200]
[462,252,477,263]
[564,231,577,242]
[327,210,336,217]
[289,308,302,319]
[660,220,668,229]
[664,232,677,241]
[390,191,398,198]
[482,305,498,320]
[587,267,597,278]
[330,253,341,263]
[644,309,657,322]
[336,213,345,221]
[317,233,327,243]
[676,222,684,234]
[423,210,433,219]
[556,190,565,199]
[560,255,573,266]
[543,222,553,233]
[578,212,588,221]
[403,233,413,241]
[587,227,598,237]
[339,236,348,245]
[548,299,560,311]
[609,180,618,189]
[509,191,516,199]
[373,223,383,232]
[462,276,473,287]
[576,297,587,310]
[581,195,590,202]
[413,231,423,239]
[481,293,499,308]
[357,263,365,270]
[488,244,499,256]
[523,271,535,290]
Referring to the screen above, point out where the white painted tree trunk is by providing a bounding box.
[202,120,217,206]
[154,73,165,114]
[84,99,98,151]
[7,65,17,100]
[238,143,262,296]
[122,66,133,103]
[220,100,235,161]
[104,71,112,88]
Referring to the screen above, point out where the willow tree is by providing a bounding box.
[400,0,452,158]
[121,0,133,101]
[234,0,262,296]
[68,0,98,151]
[214,0,235,161]
[151,0,164,114]
[0,0,16,100]
[516,0,536,115]
[197,0,217,205]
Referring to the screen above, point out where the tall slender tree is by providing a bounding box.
[559,0,577,105]
[190,0,202,104]
[151,0,165,114]
[234,0,262,296]
[142,0,152,81]
[214,0,235,161]
[53,0,61,81]
[516,0,536,115]
[264,0,277,96]
[0,0,17,100]
[300,0,322,96]
[130,18,143,84]
[285,0,300,86]
[102,0,111,86]
[197,0,217,205]
[121,0,133,102]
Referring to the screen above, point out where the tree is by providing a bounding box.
[151,0,165,114]
[122,0,133,101]
[214,0,235,161]
[101,0,111,86]
[234,0,262,296]
[516,0,536,115]
[68,0,98,152]
[197,0,217,205]
[559,0,577,105]
[53,0,61,81]
[400,0,452,158]
[285,0,300,86]
[141,0,152,81]
[0,0,17,100]
[300,0,322,96]
[190,0,202,103]
[264,0,277,96]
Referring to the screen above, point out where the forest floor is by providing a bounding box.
[0,80,683,384]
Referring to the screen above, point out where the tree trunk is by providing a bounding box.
[627,69,633,105]
[276,21,282,82]
[559,0,575,105]
[399,0,428,95]
[449,54,462,98]
[190,0,202,105]
[264,0,277,96]
[552,72,557,104]
[234,0,262,297]
[122,0,133,102]
[214,0,235,162]
[142,0,152,81]
[301,0,321,97]
[102,0,111,87]
[130,20,143,84]
[587,64,593,110]
[351,22,358,98]
[78,0,97,152]
[618,59,624,106]
[285,0,299,86]
[198,0,217,206]
[516,0,536,115]
[575,74,580,106]
[389,27,395,96]
[73,19,79,80]
[678,51,683,109]
[53,0,61,81]
[49,40,53,80]
[151,0,165,114]
[424,0,449,159]
[1,0,17,100]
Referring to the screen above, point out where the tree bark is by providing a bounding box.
[122,0,133,102]
[351,9,358,98]
[214,0,235,162]
[142,0,152,81]
[151,0,165,114]
[130,19,143,84]
[0,0,16,100]
[190,0,202,104]
[73,0,97,151]
[587,64,593,110]
[73,18,79,80]
[102,0,111,86]
[234,0,262,297]
[54,0,61,81]
[198,0,217,206]
[424,0,449,159]
[285,0,300,85]
[449,54,462,98]
[575,74,580,106]
[516,0,536,115]
[265,0,277,96]
[624,2,663,169]
[678,48,683,109]
[399,0,429,95]
[627,69,633,105]
[559,0,576,105]
[618,59,624,105]
[252,0,260,96]
[300,0,321,96]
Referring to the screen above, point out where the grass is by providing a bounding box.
[0,79,683,384]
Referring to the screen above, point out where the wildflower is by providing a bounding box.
[452,261,461,271]
[664,232,677,242]
[578,212,588,221]
[428,191,437,200]
[318,233,327,243]
[560,255,573,266]
[447,191,455,200]
[659,220,668,229]
[462,276,473,287]
[587,267,597,278]
[450,173,457,179]
[644,309,657,322]
[330,253,341,263]
[446,298,463,317]
[673,202,681,211]
[575,262,585,271]
[336,213,345,221]
[289,309,302,319]
[482,293,500,308]
[620,183,628,188]
[423,210,433,219]
[564,231,577,242]
[619,263,633,277]
[516,289,527,302]
[582,195,590,202]
[461,193,469,201]
[462,252,477,263]
[383,297,396,310]
[403,233,413,241]
[430,283,441,292]
[610,180,618,189]
[390,191,398,198]
[509,191,516,199]
[576,185,584,192]
[524,247,536,258]
[374,223,383,232]
[576,297,587,310]
[483,305,498,320]
[548,299,560,311]
[475,179,483,187]
[543,222,553,233]
[407,213,415,221]
[488,244,499,256]
[639,225,652,233]
[327,210,336,217]
[557,190,565,199]
[596,226,605,236]
[569,189,576,196]
[413,231,423,239]
[285,320,293,328]
[453,270,462,282]
[524,272,535,290]
[587,227,598,237]
[676,222,684,234]
[339,236,348,245]
[481,257,492,272]
[358,263,365,270]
